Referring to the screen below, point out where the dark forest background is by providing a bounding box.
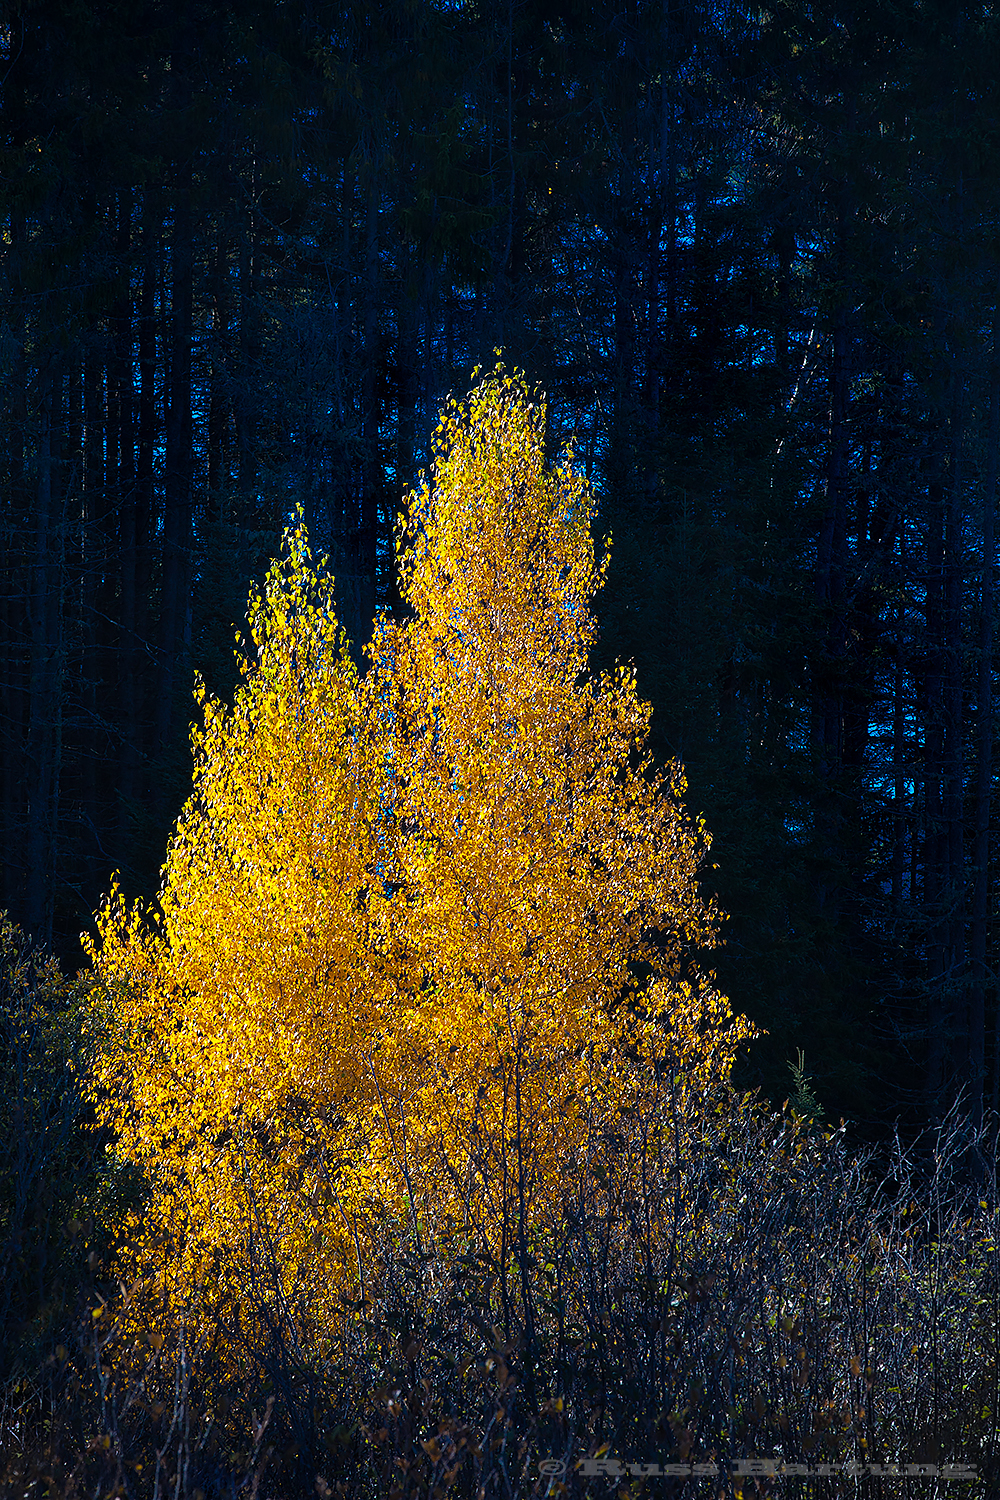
[3,0,1000,1138]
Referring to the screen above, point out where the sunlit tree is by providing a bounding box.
[86,368,755,1338]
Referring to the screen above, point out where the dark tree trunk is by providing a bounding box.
[359,178,380,642]
[115,190,139,845]
[945,388,967,1110]
[394,222,419,617]
[973,305,999,1129]
[80,329,106,861]
[814,301,851,921]
[133,188,159,817]
[1,210,28,917]
[25,376,64,944]
[924,421,948,1112]
[208,237,230,521]
[157,161,194,758]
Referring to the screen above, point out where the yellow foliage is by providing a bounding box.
[84,367,757,1343]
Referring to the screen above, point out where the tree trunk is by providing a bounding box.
[133,187,159,816]
[25,376,64,944]
[81,328,105,856]
[924,419,948,1112]
[115,190,139,845]
[945,385,967,1114]
[973,303,999,1129]
[157,159,194,758]
[814,300,851,922]
[1,209,28,918]
[359,177,380,644]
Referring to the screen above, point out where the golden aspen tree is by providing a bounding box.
[85,368,756,1341]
